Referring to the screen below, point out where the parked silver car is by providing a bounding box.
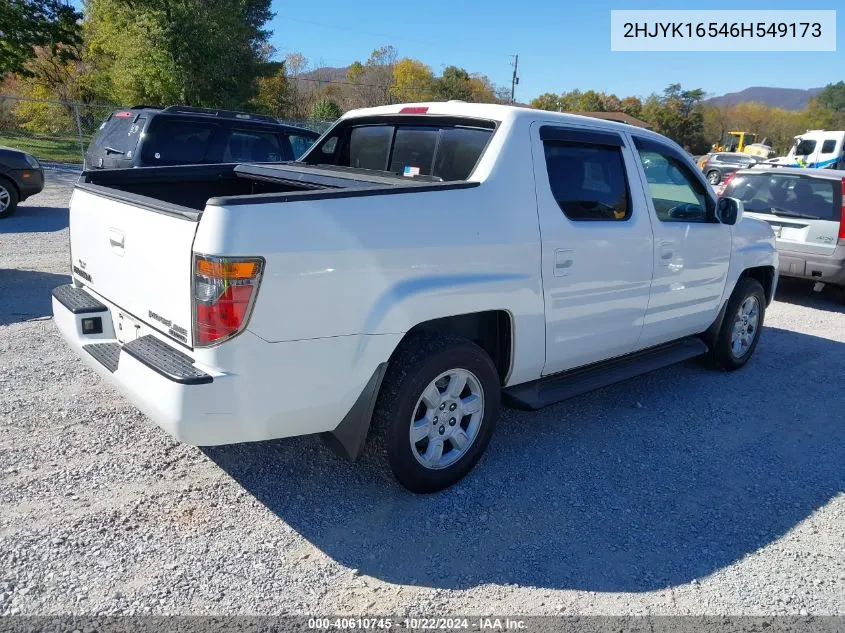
[722,167,845,300]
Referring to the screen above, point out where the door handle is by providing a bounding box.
[658,242,673,265]
[554,249,574,277]
[108,228,125,256]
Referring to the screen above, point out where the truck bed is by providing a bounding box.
[80,163,476,217]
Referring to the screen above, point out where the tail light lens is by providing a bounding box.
[193,254,264,347]
[840,179,845,241]
[720,171,737,191]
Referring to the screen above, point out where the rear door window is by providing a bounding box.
[724,173,839,221]
[821,139,838,154]
[140,119,216,165]
[287,133,318,159]
[222,129,284,163]
[543,141,631,221]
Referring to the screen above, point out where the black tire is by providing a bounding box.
[706,170,721,185]
[372,332,501,493]
[0,178,19,219]
[710,277,766,370]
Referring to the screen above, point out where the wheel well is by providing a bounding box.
[0,174,19,198]
[404,311,512,385]
[741,266,776,304]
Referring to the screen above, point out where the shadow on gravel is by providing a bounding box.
[0,268,70,325]
[774,278,845,314]
[205,326,845,593]
[0,205,68,234]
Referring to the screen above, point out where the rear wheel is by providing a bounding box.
[710,277,766,370]
[706,170,721,185]
[372,333,500,493]
[0,178,19,218]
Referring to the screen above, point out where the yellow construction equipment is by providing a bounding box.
[713,131,756,153]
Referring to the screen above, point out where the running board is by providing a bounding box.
[503,337,709,410]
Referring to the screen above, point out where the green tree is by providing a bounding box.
[575,90,606,112]
[530,93,562,111]
[619,96,643,119]
[0,0,82,76]
[85,0,273,108]
[435,66,473,101]
[311,97,342,121]
[641,84,706,151]
[816,81,845,113]
[253,66,291,118]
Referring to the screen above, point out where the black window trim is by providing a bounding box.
[542,136,633,222]
[540,125,625,148]
[633,135,717,223]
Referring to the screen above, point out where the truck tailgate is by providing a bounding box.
[69,186,198,346]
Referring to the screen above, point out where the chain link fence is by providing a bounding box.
[0,94,335,165]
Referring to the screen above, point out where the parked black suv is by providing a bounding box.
[0,145,44,218]
[85,106,320,170]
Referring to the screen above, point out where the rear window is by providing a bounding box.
[305,120,493,181]
[91,113,145,156]
[141,119,216,165]
[724,173,840,221]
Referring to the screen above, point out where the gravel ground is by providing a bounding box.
[1,171,844,617]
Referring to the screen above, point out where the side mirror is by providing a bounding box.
[716,197,744,225]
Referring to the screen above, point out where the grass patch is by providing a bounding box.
[0,133,88,164]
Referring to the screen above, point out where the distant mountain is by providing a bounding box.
[705,86,824,110]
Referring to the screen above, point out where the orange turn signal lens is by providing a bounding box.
[196,257,259,280]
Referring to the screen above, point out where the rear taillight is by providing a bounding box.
[721,171,737,191]
[193,254,264,347]
[840,179,845,241]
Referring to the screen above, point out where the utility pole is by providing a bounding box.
[510,54,519,103]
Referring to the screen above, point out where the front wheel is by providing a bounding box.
[0,178,19,218]
[710,277,766,370]
[707,170,721,185]
[372,333,501,493]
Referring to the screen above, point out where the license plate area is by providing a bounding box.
[115,311,143,344]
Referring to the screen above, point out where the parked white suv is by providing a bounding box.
[52,102,779,492]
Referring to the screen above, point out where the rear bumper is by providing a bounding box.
[777,244,845,286]
[52,285,401,446]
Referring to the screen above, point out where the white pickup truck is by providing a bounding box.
[53,102,778,492]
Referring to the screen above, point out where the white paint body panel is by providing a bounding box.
[55,102,778,447]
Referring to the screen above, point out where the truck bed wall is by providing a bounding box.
[83,164,315,211]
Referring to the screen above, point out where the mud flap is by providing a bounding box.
[320,362,387,461]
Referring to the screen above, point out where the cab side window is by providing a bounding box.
[635,138,713,223]
[542,130,631,221]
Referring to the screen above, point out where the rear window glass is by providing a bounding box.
[306,121,493,181]
[724,173,839,221]
[543,141,631,221]
[222,130,284,163]
[91,113,145,156]
[821,139,838,154]
[141,119,215,165]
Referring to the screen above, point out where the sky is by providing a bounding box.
[267,0,844,101]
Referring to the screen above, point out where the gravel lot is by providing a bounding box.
[1,170,844,617]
